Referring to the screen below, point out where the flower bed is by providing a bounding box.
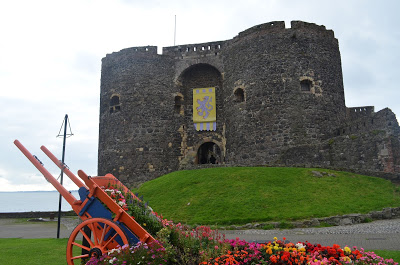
[86,184,398,265]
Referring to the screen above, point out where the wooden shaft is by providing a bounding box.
[40,145,86,188]
[14,140,80,213]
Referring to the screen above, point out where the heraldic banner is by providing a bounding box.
[193,87,216,131]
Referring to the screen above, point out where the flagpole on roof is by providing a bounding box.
[174,15,177,46]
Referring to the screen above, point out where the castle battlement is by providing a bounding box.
[237,21,286,38]
[347,106,375,120]
[102,46,159,64]
[163,41,225,58]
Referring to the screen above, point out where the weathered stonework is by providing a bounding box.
[98,21,400,187]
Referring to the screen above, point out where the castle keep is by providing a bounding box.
[98,21,400,186]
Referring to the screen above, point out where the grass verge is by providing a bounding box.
[135,167,400,225]
[0,238,68,265]
[370,250,400,263]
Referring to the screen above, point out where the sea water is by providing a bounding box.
[0,191,80,212]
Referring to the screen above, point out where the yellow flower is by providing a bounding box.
[342,256,351,262]
[143,223,147,226]
[344,246,351,255]
[273,237,277,241]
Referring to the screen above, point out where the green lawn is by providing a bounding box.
[372,250,400,263]
[135,167,400,225]
[0,238,68,265]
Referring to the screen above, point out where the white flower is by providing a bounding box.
[296,242,305,249]
[108,248,120,255]
[109,257,117,264]
[118,201,125,206]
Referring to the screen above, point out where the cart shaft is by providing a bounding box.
[40,145,86,188]
[14,140,82,214]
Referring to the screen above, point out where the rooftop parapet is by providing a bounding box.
[163,41,225,57]
[347,106,375,120]
[290,21,335,38]
[103,46,158,63]
[230,20,336,44]
[237,21,285,38]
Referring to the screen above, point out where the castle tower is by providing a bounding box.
[98,21,400,186]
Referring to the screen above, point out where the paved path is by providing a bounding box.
[1,217,399,250]
[0,217,80,239]
[222,219,400,250]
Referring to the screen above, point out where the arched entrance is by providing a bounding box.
[197,142,221,164]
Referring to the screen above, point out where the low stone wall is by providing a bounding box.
[0,211,75,219]
[224,207,400,230]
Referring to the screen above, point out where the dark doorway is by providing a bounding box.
[197,142,221,164]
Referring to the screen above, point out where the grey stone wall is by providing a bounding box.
[98,21,400,187]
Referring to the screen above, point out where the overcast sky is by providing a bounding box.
[1,0,399,191]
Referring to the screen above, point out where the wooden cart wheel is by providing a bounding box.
[66,218,129,265]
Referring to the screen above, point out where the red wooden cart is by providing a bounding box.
[14,140,155,264]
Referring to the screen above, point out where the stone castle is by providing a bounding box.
[98,21,400,186]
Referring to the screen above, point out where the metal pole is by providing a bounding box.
[174,15,176,46]
[57,114,68,238]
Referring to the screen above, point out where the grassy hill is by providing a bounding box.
[134,167,400,225]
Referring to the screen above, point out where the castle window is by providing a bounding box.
[234,88,245,102]
[300,79,312,92]
[174,95,183,114]
[110,95,121,114]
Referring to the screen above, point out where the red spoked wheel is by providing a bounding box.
[66,218,129,265]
